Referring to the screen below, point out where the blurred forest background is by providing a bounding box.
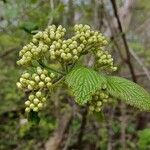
[0,0,150,150]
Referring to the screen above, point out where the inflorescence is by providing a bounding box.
[17,24,117,113]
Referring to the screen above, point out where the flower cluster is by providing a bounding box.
[16,67,56,112]
[89,86,111,112]
[17,24,116,70]
[17,24,117,113]
[16,67,55,91]
[95,50,117,71]
[17,25,66,66]
[24,91,46,112]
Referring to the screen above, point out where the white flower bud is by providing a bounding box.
[25,107,30,112]
[112,67,117,71]
[50,45,56,50]
[107,54,112,59]
[45,77,51,82]
[66,53,72,59]
[85,32,90,37]
[33,107,38,112]
[55,33,61,39]
[30,81,35,86]
[65,48,70,53]
[37,67,43,75]
[29,94,34,100]
[36,91,42,98]
[96,107,101,112]
[72,49,78,55]
[97,101,102,106]
[43,69,48,75]
[89,106,94,111]
[16,82,22,89]
[101,55,107,59]
[46,82,52,88]
[57,25,63,30]
[69,44,74,49]
[77,47,82,52]
[55,42,61,48]
[62,44,67,49]
[42,97,46,102]
[34,75,40,82]
[80,36,85,41]
[73,55,78,60]
[50,33,55,39]
[37,103,43,109]
[100,93,105,99]
[25,100,30,106]
[84,25,90,30]
[40,74,46,80]
[29,103,35,109]
[50,73,55,78]
[33,98,39,104]
[22,73,30,79]
[103,40,108,45]
[32,38,38,43]
[38,82,45,88]
[80,44,85,49]
[61,53,66,58]
[28,85,33,90]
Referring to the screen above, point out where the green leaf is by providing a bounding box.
[106,76,150,111]
[28,111,40,125]
[65,66,106,105]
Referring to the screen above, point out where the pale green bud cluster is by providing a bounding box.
[16,67,55,91]
[17,25,66,66]
[16,67,56,112]
[24,91,47,112]
[49,38,82,62]
[17,42,49,66]
[17,24,117,113]
[73,24,107,51]
[73,24,117,71]
[89,87,111,112]
[17,24,116,70]
[33,25,66,44]
[95,49,117,71]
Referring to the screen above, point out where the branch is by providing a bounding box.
[45,111,73,150]
[77,107,88,149]
[129,48,150,81]
[110,0,137,82]
[0,47,20,58]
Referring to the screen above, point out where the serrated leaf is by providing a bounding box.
[106,76,150,111]
[65,66,106,105]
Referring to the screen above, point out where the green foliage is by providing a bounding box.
[138,128,150,150]
[65,66,106,105]
[106,76,150,111]
[28,111,40,125]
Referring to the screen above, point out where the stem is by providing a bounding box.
[77,107,88,150]
[38,61,66,75]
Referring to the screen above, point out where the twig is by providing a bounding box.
[110,0,137,83]
[77,107,88,150]
[45,111,73,150]
[129,48,150,81]
[0,47,20,58]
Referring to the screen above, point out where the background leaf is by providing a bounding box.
[106,76,150,111]
[28,111,40,125]
[65,66,106,105]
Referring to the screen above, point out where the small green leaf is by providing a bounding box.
[93,111,105,122]
[106,76,150,111]
[65,66,106,105]
[28,111,40,125]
